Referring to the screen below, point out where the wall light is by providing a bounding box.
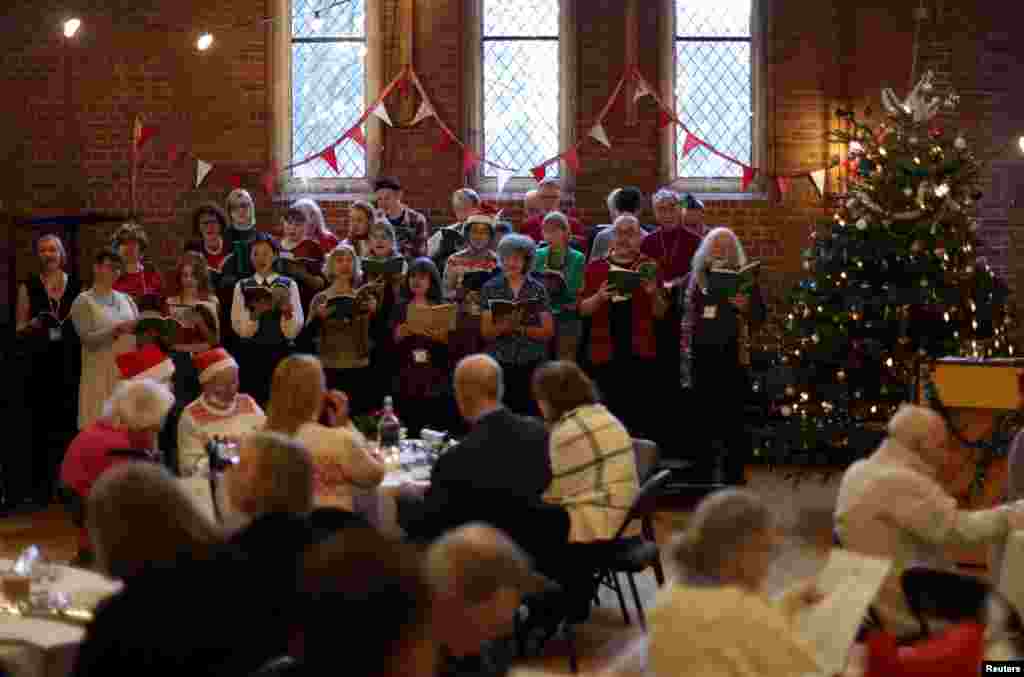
[197,33,214,51]
[63,18,82,38]
[1019,136,1024,154]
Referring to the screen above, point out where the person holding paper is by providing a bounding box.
[649,489,822,677]
[836,403,1024,639]
[679,227,766,484]
[579,214,666,441]
[392,258,455,436]
[534,212,585,362]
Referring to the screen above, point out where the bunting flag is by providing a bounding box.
[371,102,393,127]
[347,126,366,148]
[397,75,411,98]
[463,148,480,174]
[496,167,515,193]
[658,110,674,129]
[261,162,280,196]
[810,169,827,196]
[681,133,702,158]
[633,78,653,102]
[411,100,435,126]
[433,129,452,153]
[589,123,612,149]
[196,159,213,187]
[531,164,548,182]
[230,174,242,189]
[741,166,757,191]
[320,146,339,174]
[776,176,791,196]
[136,124,159,151]
[562,147,580,173]
[167,142,182,165]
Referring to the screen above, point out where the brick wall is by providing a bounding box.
[5,0,1021,325]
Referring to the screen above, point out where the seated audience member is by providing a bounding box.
[444,214,500,362]
[264,355,386,516]
[177,348,265,476]
[398,354,552,540]
[579,214,667,440]
[520,178,586,248]
[648,489,822,677]
[589,186,653,263]
[836,404,1024,639]
[534,212,585,362]
[480,234,555,417]
[116,343,175,385]
[344,200,374,258]
[230,232,303,406]
[429,188,481,270]
[86,462,222,581]
[533,361,638,542]
[392,258,455,437]
[295,529,437,677]
[374,176,430,260]
[60,379,174,564]
[111,223,164,310]
[681,227,766,484]
[428,524,554,676]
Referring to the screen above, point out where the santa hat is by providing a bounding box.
[194,347,239,385]
[117,343,174,382]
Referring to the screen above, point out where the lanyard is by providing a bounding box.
[42,273,68,326]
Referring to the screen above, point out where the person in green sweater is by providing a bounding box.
[534,211,585,362]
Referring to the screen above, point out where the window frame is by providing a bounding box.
[465,0,576,197]
[661,0,769,193]
[270,0,383,198]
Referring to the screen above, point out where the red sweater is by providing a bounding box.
[114,268,164,308]
[639,226,703,283]
[582,256,660,365]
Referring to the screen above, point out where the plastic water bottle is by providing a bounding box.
[378,396,401,459]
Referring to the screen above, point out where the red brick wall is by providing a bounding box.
[5,0,1019,323]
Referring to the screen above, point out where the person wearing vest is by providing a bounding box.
[230,233,303,407]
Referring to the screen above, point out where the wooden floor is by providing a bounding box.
[0,466,845,674]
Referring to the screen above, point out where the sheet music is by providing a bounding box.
[794,549,891,676]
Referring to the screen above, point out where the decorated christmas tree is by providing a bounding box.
[752,71,1016,465]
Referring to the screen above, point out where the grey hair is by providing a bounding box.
[652,188,680,206]
[243,432,314,516]
[426,523,533,605]
[670,489,775,581]
[291,198,329,237]
[496,233,537,270]
[37,234,68,265]
[542,211,570,232]
[102,379,175,432]
[606,188,622,216]
[452,188,481,209]
[323,243,363,285]
[691,227,747,290]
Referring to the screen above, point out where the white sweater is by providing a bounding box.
[177,394,266,474]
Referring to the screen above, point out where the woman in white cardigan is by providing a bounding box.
[263,354,386,513]
[532,360,639,542]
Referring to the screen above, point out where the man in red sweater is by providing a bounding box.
[520,178,586,248]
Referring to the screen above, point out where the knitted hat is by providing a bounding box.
[117,344,174,382]
[194,347,239,385]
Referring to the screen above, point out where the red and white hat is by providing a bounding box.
[194,347,239,384]
[117,343,175,382]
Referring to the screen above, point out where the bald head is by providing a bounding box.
[454,354,503,420]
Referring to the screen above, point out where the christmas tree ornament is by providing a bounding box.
[781,405,793,417]
[954,136,967,150]
[909,136,919,145]
[856,218,868,230]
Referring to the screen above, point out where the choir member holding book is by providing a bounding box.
[279,201,328,312]
[188,202,231,279]
[363,221,407,406]
[292,196,340,253]
[392,258,456,436]
[444,214,500,361]
[428,188,481,271]
[15,234,82,504]
[480,234,554,417]
[304,244,379,417]
[533,211,585,362]
[230,233,303,407]
[111,223,163,312]
[679,227,765,484]
[579,214,667,441]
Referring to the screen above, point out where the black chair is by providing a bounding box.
[901,565,1021,639]
[586,469,673,629]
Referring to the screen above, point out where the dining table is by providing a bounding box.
[0,559,121,677]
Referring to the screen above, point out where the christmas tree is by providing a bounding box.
[752,71,1016,466]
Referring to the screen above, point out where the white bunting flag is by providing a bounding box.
[196,159,213,187]
[372,102,393,127]
[411,100,435,126]
[589,124,612,149]
[633,78,653,102]
[496,168,515,193]
[810,169,827,196]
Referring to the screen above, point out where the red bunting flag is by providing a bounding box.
[776,176,791,196]
[562,147,580,173]
[167,142,182,165]
[741,166,757,191]
[433,129,452,154]
[230,174,242,189]
[347,126,366,148]
[463,148,480,174]
[398,74,411,98]
[320,146,339,174]
[136,125,159,151]
[531,164,547,182]
[261,162,280,197]
[682,133,702,158]
[658,110,673,129]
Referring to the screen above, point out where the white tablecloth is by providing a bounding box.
[0,560,120,677]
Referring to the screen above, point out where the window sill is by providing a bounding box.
[273,178,373,203]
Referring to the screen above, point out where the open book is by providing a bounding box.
[362,256,406,277]
[538,269,567,297]
[407,303,457,335]
[488,299,542,329]
[793,548,891,676]
[460,270,495,292]
[136,292,164,314]
[242,285,290,312]
[278,239,325,279]
[324,288,377,322]
[707,260,760,298]
[608,262,657,295]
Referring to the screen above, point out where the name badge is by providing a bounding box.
[49,327,62,342]
[413,349,429,364]
[703,305,718,319]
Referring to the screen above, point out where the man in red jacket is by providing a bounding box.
[520,178,586,249]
